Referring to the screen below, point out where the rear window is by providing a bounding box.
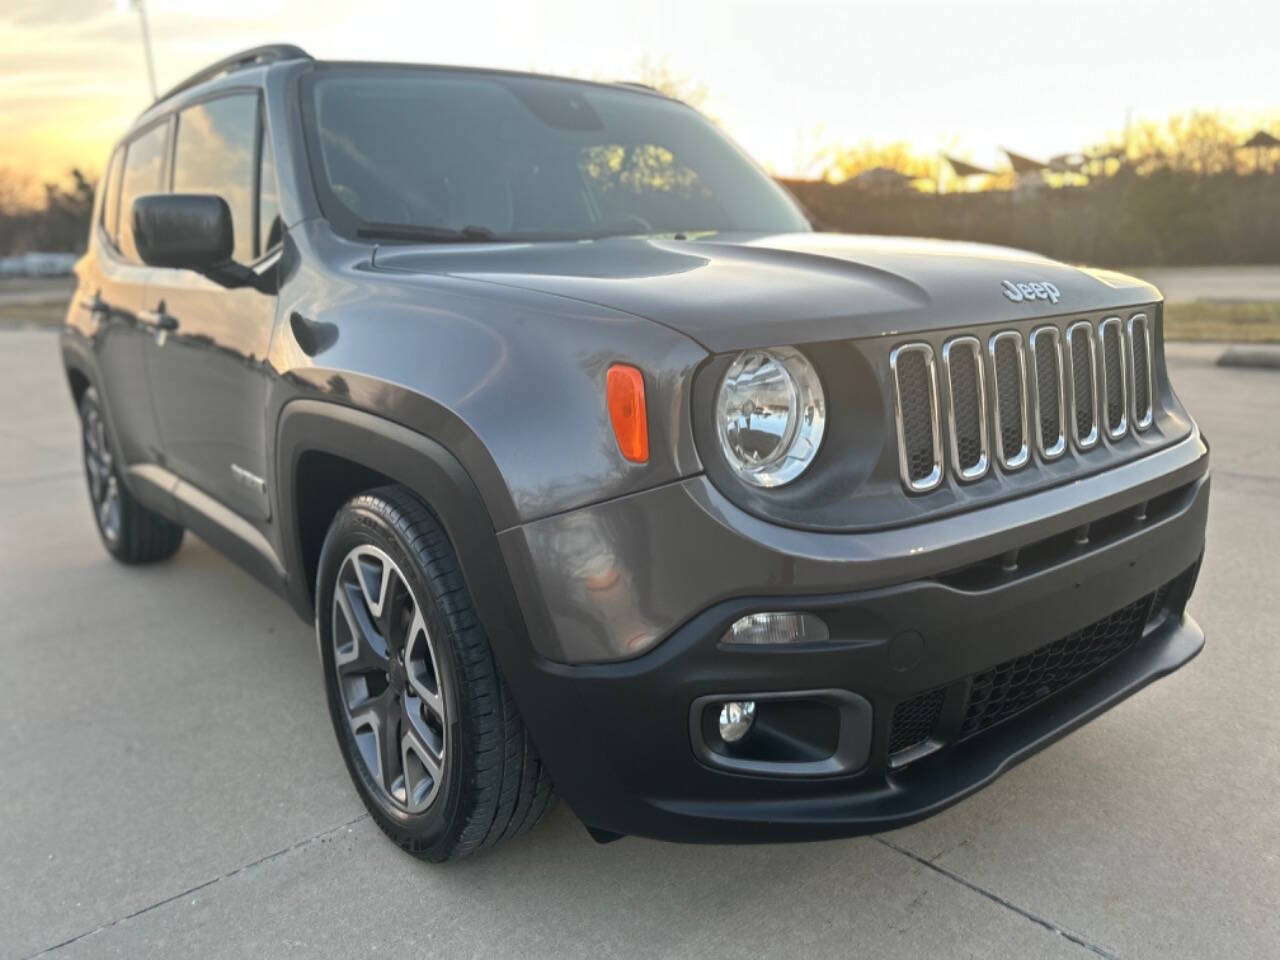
[173,95,259,264]
[117,122,170,262]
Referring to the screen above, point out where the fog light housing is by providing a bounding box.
[718,701,756,743]
[724,612,829,646]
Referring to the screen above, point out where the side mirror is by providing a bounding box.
[133,194,233,271]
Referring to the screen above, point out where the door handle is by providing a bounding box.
[139,302,179,332]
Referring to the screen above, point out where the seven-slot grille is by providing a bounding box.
[891,312,1154,493]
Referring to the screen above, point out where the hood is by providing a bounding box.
[371,232,1161,353]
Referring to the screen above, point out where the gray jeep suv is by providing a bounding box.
[62,45,1209,860]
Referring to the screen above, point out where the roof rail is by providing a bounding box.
[151,44,312,107]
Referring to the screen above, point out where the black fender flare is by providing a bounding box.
[273,398,536,672]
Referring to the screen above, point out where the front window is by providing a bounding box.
[172,94,259,263]
[300,66,809,241]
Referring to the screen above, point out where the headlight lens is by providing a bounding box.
[715,346,826,487]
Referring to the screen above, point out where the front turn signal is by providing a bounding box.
[606,363,649,463]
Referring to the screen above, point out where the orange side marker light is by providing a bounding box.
[606,363,649,463]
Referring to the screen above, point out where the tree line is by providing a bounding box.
[0,168,96,256]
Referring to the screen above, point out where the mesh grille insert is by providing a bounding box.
[896,349,937,484]
[1130,317,1152,426]
[948,343,984,471]
[889,687,945,755]
[993,336,1025,463]
[959,593,1152,738]
[1033,334,1062,453]
[1069,325,1096,442]
[1102,322,1126,434]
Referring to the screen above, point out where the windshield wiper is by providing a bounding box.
[355,221,503,243]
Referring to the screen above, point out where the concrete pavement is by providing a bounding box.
[1,331,1277,959]
[1120,265,1280,304]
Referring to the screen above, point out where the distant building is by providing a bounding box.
[0,252,78,277]
[846,167,925,195]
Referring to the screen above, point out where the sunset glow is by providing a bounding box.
[2,0,1278,191]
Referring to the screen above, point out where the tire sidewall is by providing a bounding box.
[316,495,468,855]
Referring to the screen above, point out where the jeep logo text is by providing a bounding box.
[1001,280,1061,304]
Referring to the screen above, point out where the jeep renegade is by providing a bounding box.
[62,45,1210,860]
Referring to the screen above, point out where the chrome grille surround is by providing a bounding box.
[940,336,990,482]
[1127,312,1154,431]
[1027,325,1067,461]
[987,331,1030,471]
[889,342,943,493]
[1098,316,1129,440]
[1064,320,1100,450]
[885,309,1159,496]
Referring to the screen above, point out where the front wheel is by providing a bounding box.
[316,486,553,860]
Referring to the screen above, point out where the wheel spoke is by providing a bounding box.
[405,610,445,721]
[378,572,411,655]
[94,418,112,472]
[354,552,390,620]
[333,575,390,670]
[377,693,405,800]
[402,695,444,811]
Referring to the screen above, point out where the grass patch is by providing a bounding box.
[0,300,68,329]
[1163,300,1280,342]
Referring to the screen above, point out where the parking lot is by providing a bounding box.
[1,326,1277,959]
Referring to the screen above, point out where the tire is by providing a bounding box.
[78,385,184,564]
[316,485,554,861]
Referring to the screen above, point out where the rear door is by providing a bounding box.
[80,121,171,468]
[143,92,281,523]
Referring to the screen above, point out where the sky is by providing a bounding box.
[2,0,1278,189]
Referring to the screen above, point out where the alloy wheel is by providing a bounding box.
[331,544,448,813]
[82,404,121,544]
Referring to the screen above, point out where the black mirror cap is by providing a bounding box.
[132,194,233,271]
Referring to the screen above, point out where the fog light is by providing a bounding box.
[718,700,756,743]
[724,612,829,646]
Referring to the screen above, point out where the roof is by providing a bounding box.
[1242,130,1280,149]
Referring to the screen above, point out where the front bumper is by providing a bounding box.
[495,434,1209,843]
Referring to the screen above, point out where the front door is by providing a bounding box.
[143,92,282,523]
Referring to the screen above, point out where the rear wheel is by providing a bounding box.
[316,485,553,860]
[79,386,184,564]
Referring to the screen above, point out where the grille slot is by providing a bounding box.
[1028,326,1066,460]
[942,336,989,481]
[1099,317,1128,439]
[959,593,1151,737]
[988,331,1030,470]
[888,687,946,756]
[890,343,943,492]
[1128,313,1153,430]
[1065,320,1100,450]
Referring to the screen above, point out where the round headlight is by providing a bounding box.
[715,346,826,487]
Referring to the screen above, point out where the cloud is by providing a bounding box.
[1,0,112,28]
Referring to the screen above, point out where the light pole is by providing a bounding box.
[122,0,159,100]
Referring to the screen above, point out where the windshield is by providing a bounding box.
[301,66,810,242]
